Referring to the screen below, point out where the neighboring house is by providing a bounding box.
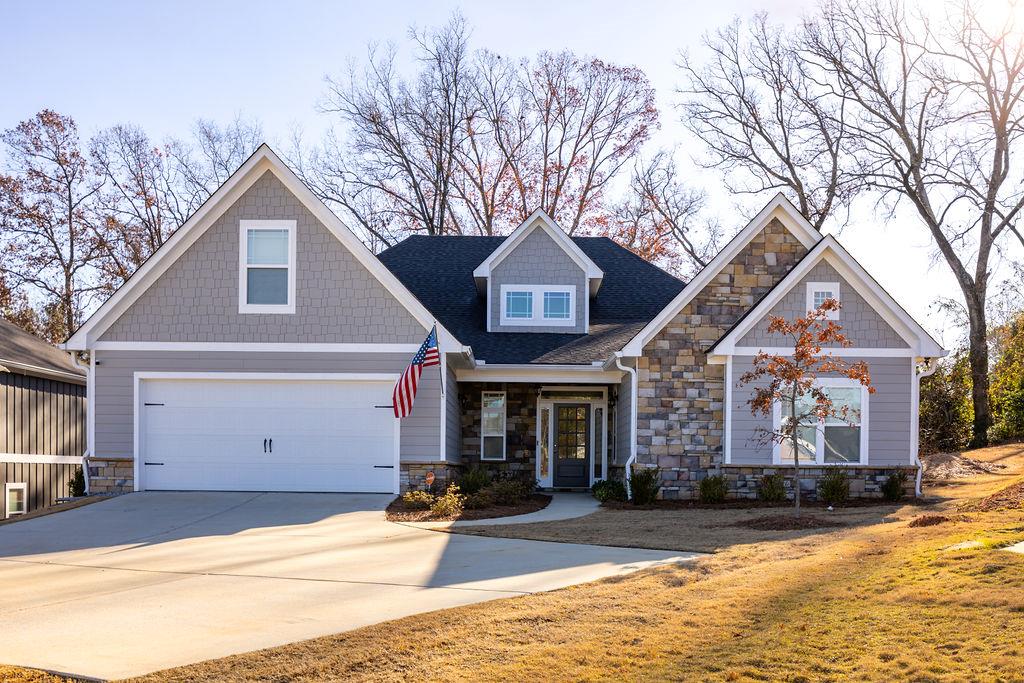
[1,319,86,518]
[64,145,945,500]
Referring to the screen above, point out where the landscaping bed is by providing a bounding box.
[386,493,551,522]
[730,513,845,530]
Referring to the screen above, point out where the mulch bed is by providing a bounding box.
[602,497,913,511]
[386,493,551,522]
[730,513,846,531]
[908,514,955,528]
[970,481,1024,512]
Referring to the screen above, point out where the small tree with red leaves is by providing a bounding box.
[739,299,874,514]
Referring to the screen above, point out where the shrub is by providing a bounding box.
[818,469,849,505]
[757,473,786,503]
[699,474,728,504]
[881,471,908,502]
[485,477,534,505]
[402,490,434,510]
[629,466,661,505]
[918,353,973,454]
[69,467,86,497]
[463,490,495,509]
[591,479,627,503]
[457,466,492,495]
[430,485,465,518]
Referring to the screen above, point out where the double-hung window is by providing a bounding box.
[5,482,26,519]
[481,391,507,461]
[775,380,867,465]
[806,281,840,319]
[239,220,296,313]
[499,285,575,326]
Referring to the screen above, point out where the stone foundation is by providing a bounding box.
[721,465,918,501]
[400,462,462,493]
[86,457,134,494]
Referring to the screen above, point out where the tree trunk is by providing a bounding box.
[791,432,801,517]
[966,302,991,448]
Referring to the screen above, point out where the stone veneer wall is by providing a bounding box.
[86,456,134,494]
[636,218,809,499]
[723,465,918,501]
[401,463,462,493]
[460,383,538,478]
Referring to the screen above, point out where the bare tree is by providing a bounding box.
[0,110,104,342]
[679,14,849,231]
[803,0,1024,445]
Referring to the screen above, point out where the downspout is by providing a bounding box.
[614,352,638,497]
[914,358,940,497]
[70,351,92,495]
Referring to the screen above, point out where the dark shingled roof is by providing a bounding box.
[0,318,84,381]
[378,235,686,365]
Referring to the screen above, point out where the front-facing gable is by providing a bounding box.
[66,145,457,350]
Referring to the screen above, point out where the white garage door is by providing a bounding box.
[139,376,398,493]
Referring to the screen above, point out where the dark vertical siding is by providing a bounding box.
[1,371,86,516]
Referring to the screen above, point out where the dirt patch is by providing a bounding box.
[730,513,846,530]
[909,514,955,528]
[970,481,1024,512]
[386,494,551,522]
[922,450,1007,482]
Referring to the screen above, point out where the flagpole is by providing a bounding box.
[435,323,444,396]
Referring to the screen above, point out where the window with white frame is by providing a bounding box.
[481,391,507,460]
[806,281,840,319]
[499,284,575,326]
[5,482,26,518]
[775,381,867,465]
[239,220,297,313]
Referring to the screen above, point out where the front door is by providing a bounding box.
[554,403,590,487]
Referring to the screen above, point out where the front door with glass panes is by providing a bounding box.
[553,403,590,487]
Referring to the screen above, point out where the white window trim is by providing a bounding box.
[238,219,297,314]
[771,378,869,466]
[806,281,840,319]
[534,386,608,488]
[5,482,27,518]
[480,391,507,461]
[499,284,576,327]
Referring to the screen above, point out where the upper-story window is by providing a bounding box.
[806,281,840,319]
[239,220,296,314]
[500,284,576,327]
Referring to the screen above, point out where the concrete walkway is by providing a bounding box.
[405,492,600,529]
[0,492,700,680]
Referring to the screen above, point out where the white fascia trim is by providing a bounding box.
[456,365,624,384]
[93,342,422,353]
[0,358,85,384]
[709,237,946,358]
[621,193,822,356]
[721,347,919,358]
[66,144,461,352]
[472,209,604,280]
[0,453,84,465]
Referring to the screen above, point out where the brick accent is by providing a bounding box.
[400,463,462,493]
[636,218,809,499]
[722,465,918,501]
[86,457,134,494]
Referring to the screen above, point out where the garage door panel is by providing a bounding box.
[139,377,398,493]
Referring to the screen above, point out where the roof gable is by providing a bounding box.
[65,145,458,350]
[472,210,604,286]
[709,236,945,358]
[620,193,823,356]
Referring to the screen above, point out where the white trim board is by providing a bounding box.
[65,144,460,352]
[0,454,84,465]
[709,236,945,358]
[456,365,624,384]
[620,193,822,357]
[93,342,422,353]
[0,358,85,384]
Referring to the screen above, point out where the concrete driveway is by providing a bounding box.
[0,492,698,679]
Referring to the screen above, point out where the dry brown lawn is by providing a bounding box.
[8,444,1024,683]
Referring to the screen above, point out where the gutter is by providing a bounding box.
[914,357,940,497]
[0,357,86,384]
[613,352,638,497]
[70,352,92,496]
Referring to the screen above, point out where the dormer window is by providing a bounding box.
[499,285,576,327]
[807,281,840,319]
[239,220,296,314]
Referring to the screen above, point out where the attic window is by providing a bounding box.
[239,220,296,314]
[806,281,840,319]
[499,285,576,327]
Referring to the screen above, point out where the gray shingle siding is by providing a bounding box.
[737,262,908,348]
[93,350,442,462]
[728,355,913,467]
[489,228,587,334]
[100,171,426,344]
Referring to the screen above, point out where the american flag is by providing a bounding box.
[393,325,440,418]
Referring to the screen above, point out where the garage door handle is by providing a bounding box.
[269,438,273,453]
[373,465,394,469]
[264,438,267,453]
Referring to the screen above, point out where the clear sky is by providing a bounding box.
[2,0,1007,347]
